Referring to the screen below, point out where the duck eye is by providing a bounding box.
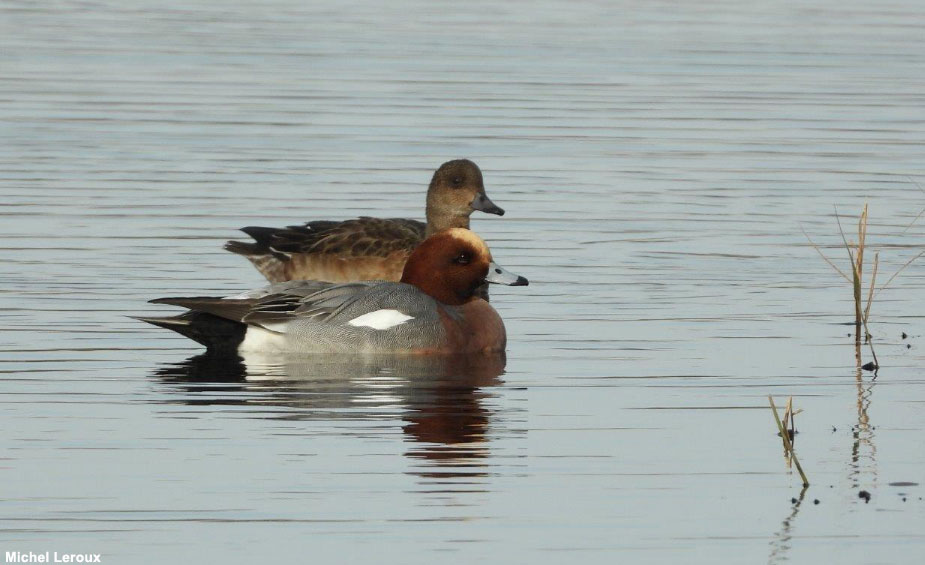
[452,176,463,186]
[454,253,471,265]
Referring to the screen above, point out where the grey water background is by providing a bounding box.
[2,0,925,562]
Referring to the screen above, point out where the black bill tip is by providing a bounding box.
[485,262,528,286]
[471,193,505,216]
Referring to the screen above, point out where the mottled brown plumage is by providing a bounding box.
[225,160,504,287]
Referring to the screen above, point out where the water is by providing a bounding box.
[2,0,925,562]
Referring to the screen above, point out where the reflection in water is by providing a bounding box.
[152,352,506,484]
[849,361,877,492]
[768,485,809,565]
[403,379,494,481]
[767,347,882,562]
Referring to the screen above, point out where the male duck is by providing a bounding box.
[225,159,505,284]
[141,228,527,355]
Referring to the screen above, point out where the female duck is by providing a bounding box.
[142,229,527,355]
[224,159,504,283]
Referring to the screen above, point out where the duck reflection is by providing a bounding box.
[152,352,506,481]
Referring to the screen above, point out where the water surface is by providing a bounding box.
[2,0,925,563]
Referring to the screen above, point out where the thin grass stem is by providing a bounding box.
[800,224,851,281]
[873,250,925,299]
[901,176,925,234]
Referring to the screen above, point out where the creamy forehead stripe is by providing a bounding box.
[348,309,414,330]
[444,227,490,255]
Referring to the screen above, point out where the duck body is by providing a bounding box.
[143,228,527,356]
[227,218,425,284]
[146,281,506,355]
[224,160,504,284]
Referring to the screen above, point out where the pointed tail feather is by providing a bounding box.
[224,231,290,283]
[149,296,254,321]
[224,239,267,257]
[135,312,246,354]
[239,226,285,245]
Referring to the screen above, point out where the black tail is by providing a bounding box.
[230,222,343,256]
[136,311,246,355]
[224,239,267,258]
[224,222,345,283]
[224,225,293,260]
[239,226,286,245]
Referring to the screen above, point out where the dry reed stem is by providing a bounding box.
[852,205,868,340]
[781,396,795,469]
[788,397,796,444]
[784,397,793,432]
[807,202,920,370]
[862,253,880,368]
[863,253,878,326]
[782,397,793,467]
[769,395,809,487]
[834,205,864,338]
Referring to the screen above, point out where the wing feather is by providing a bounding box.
[245,217,425,258]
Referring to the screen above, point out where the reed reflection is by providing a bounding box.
[768,485,809,565]
[151,352,506,481]
[849,361,877,492]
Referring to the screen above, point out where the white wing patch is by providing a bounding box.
[347,309,414,330]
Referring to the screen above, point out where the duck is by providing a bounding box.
[140,228,528,355]
[224,159,505,284]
